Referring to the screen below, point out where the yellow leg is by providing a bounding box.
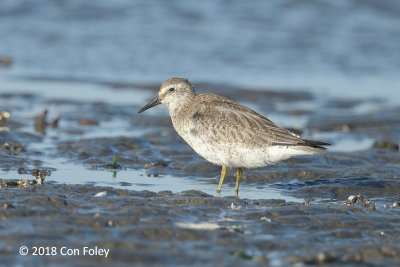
[217,164,227,196]
[234,168,243,197]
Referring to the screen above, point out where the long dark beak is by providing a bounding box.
[138,97,161,113]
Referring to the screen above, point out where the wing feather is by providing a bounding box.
[184,93,325,149]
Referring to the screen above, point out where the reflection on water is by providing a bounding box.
[312,131,375,152]
[4,164,304,202]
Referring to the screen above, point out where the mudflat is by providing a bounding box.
[1,79,400,266]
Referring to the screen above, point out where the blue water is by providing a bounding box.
[1,0,400,102]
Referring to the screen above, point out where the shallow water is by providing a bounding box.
[1,0,400,265]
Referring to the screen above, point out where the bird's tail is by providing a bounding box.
[303,139,331,150]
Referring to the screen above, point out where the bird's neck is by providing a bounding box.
[168,95,195,125]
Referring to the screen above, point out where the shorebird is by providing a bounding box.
[138,78,329,196]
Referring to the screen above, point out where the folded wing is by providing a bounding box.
[188,94,329,149]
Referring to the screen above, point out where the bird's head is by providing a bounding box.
[138,77,196,113]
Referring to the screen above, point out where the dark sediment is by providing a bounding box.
[1,184,400,266]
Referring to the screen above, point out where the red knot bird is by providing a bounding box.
[138,77,329,196]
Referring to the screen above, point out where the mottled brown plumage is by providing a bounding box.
[138,78,329,196]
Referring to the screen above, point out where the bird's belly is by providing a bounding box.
[183,133,269,168]
[181,129,318,168]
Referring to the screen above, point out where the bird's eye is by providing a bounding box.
[169,87,175,92]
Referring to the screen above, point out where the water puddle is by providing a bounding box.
[0,159,304,202]
[311,131,375,152]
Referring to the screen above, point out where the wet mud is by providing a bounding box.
[1,184,400,266]
[1,80,400,266]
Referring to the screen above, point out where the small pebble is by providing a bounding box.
[230,203,242,210]
[348,195,357,203]
[260,216,271,222]
[373,141,399,151]
[94,191,107,197]
[2,203,15,209]
[303,199,312,206]
[0,111,11,126]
